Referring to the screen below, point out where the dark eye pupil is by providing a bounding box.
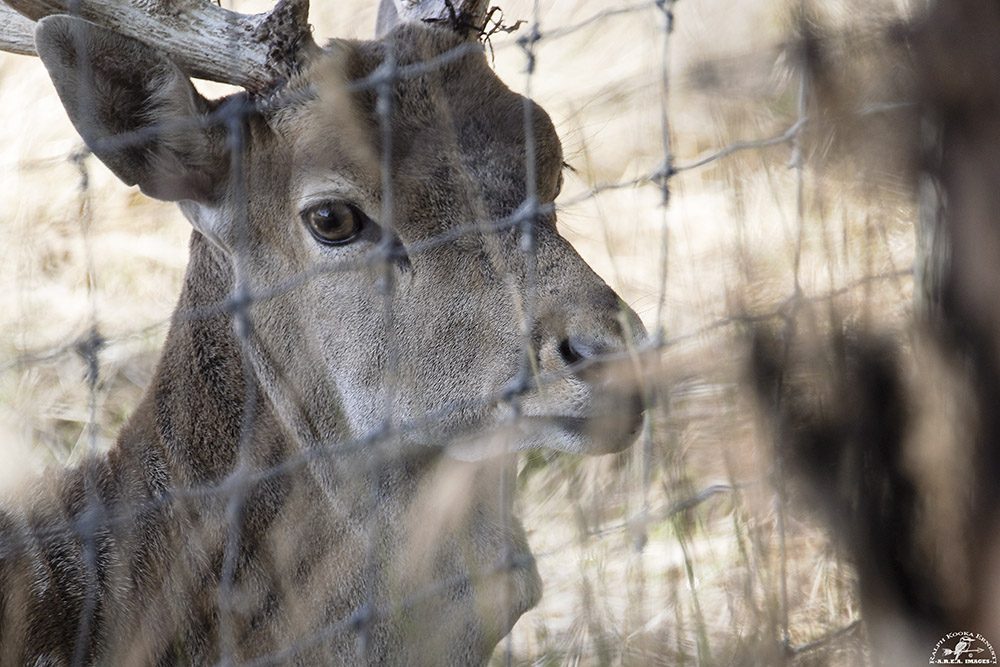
[303,201,361,245]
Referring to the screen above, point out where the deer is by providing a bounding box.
[0,0,647,664]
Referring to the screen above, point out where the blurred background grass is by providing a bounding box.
[0,0,922,663]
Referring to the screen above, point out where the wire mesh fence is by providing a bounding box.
[0,0,941,664]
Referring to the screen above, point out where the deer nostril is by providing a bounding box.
[558,338,584,368]
[558,336,609,370]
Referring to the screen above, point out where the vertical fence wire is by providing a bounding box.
[218,95,258,666]
[358,38,400,659]
[776,32,810,656]
[71,143,101,667]
[508,4,541,665]
[65,7,101,662]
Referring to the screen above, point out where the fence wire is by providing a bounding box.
[0,0,913,665]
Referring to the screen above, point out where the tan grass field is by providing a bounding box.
[0,0,920,663]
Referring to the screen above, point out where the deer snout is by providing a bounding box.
[554,289,647,373]
[535,293,648,455]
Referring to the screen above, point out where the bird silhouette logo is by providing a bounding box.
[944,636,978,661]
[929,632,997,664]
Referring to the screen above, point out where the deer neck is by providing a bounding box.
[125,231,288,486]
[107,233,539,663]
[131,231,406,490]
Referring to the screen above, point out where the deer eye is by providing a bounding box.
[302,201,365,245]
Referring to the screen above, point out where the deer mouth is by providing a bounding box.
[441,395,645,461]
[525,396,646,455]
[441,346,649,461]
[489,385,646,456]
[512,356,648,455]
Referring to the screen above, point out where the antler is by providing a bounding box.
[0,2,33,55]
[376,0,490,38]
[0,0,316,93]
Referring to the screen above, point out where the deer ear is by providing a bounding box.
[34,15,224,203]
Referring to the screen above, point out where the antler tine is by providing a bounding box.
[0,0,316,93]
[0,2,34,55]
[377,0,490,38]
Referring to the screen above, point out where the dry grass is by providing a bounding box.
[0,0,924,663]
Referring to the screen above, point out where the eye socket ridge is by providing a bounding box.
[301,200,369,246]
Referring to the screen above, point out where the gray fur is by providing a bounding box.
[0,11,646,666]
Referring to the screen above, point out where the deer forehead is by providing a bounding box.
[270,26,563,236]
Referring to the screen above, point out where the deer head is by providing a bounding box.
[2,0,646,462]
[0,0,647,662]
